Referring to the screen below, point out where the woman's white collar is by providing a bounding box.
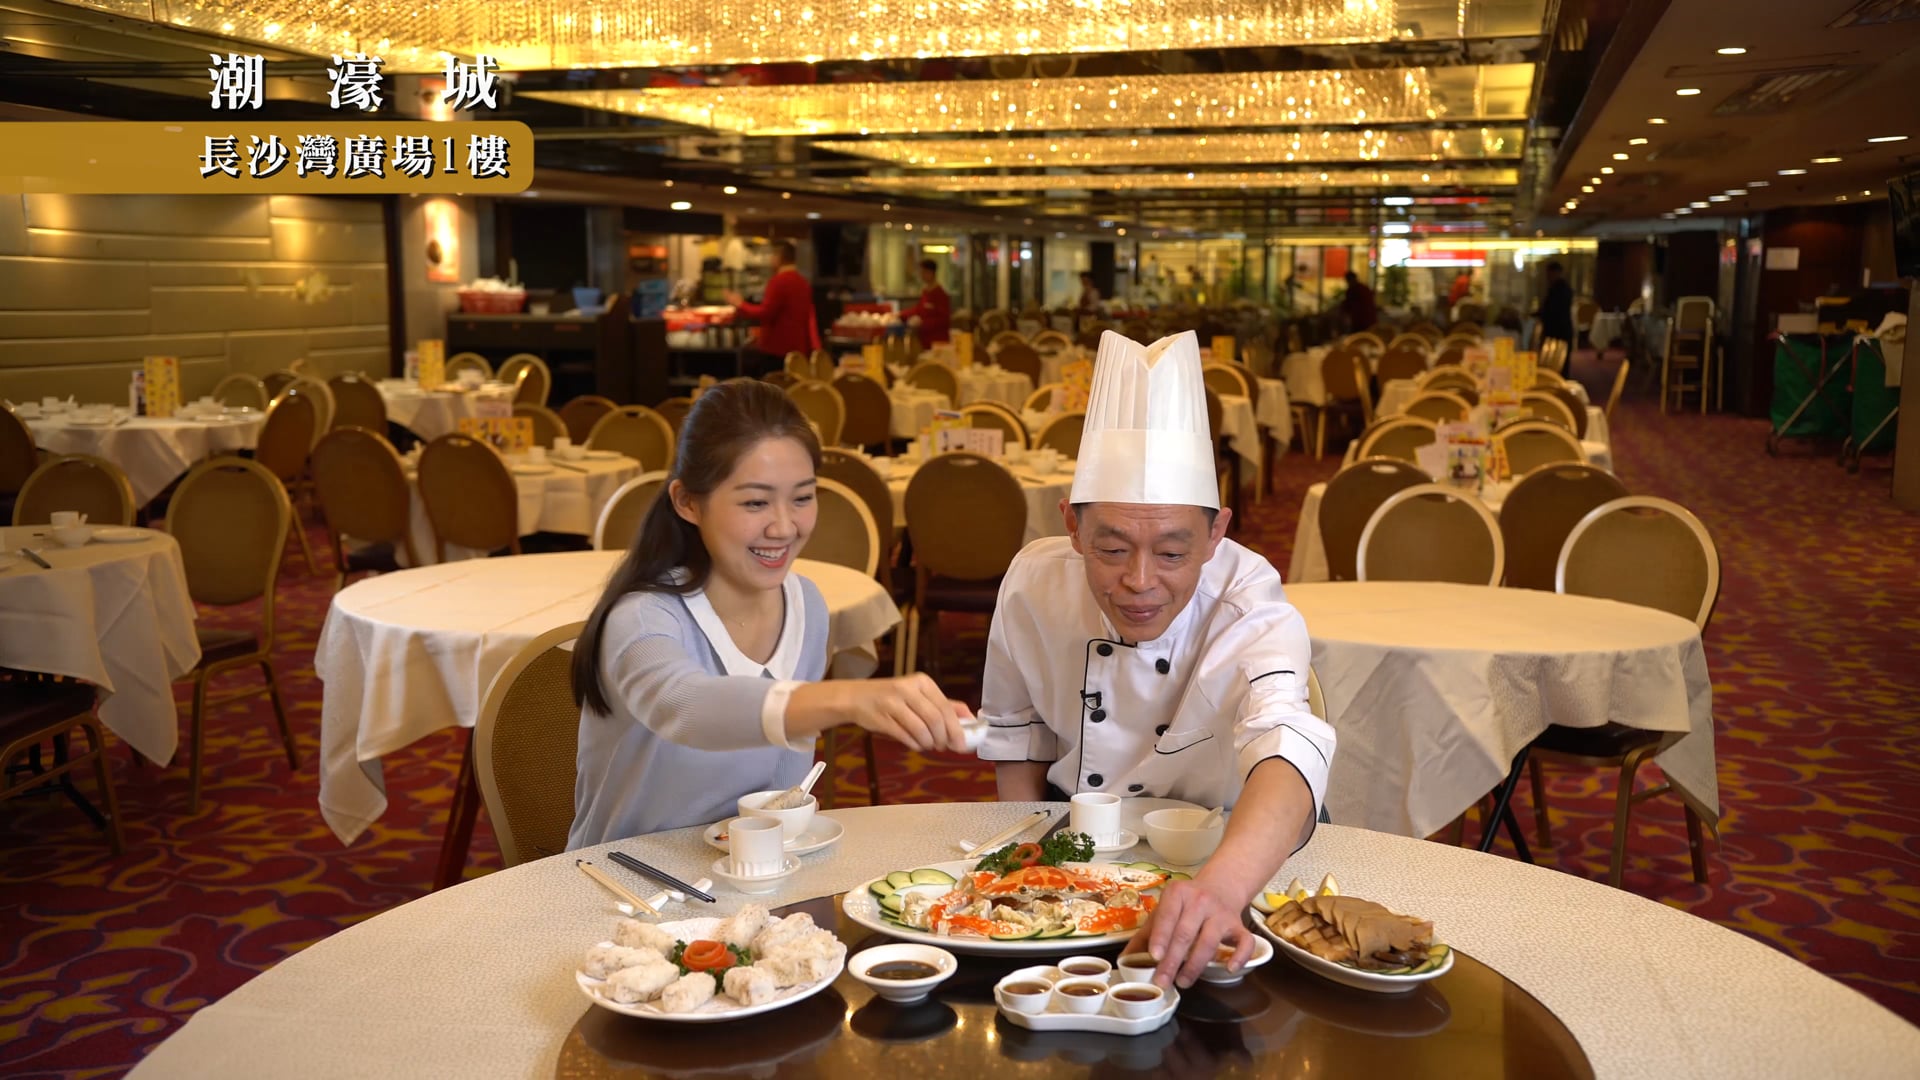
[683,575,805,680]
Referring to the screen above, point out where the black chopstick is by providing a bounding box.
[607,851,716,903]
[18,548,52,569]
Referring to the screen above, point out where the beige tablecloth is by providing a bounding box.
[24,413,265,505]
[888,388,950,440]
[1286,581,1719,841]
[0,525,199,765]
[879,455,1073,545]
[129,806,1919,1080]
[379,381,516,442]
[315,554,901,844]
[1255,377,1294,449]
[402,453,640,564]
[953,366,1033,409]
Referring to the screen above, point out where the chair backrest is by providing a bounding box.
[800,476,881,577]
[1320,346,1367,404]
[906,361,959,401]
[513,403,566,448]
[586,406,676,471]
[558,395,618,443]
[498,354,550,406]
[1354,417,1438,464]
[1538,337,1569,373]
[817,450,896,547]
[1357,483,1504,585]
[1674,296,1714,334]
[1202,364,1251,403]
[1606,360,1631,420]
[978,310,1011,338]
[417,433,519,558]
[787,379,846,446]
[989,329,1027,351]
[256,387,318,482]
[212,373,270,412]
[808,350,837,381]
[997,342,1043,384]
[593,470,668,551]
[1318,457,1428,582]
[1402,391,1471,425]
[169,456,291,617]
[1499,463,1630,591]
[783,351,812,377]
[1417,365,1476,394]
[1024,382,1063,412]
[286,375,335,437]
[12,454,136,526]
[311,426,415,566]
[1034,412,1087,458]
[1559,496,1719,630]
[327,373,387,432]
[446,352,493,380]
[1497,419,1586,477]
[827,374,888,449]
[473,621,584,868]
[1530,367,1566,389]
[1407,322,1443,342]
[1376,344,1430,383]
[1574,299,1601,330]
[961,403,1029,450]
[1546,385,1588,438]
[1520,390,1579,432]
[1031,330,1072,354]
[1436,343,1468,369]
[262,370,299,398]
[654,396,694,435]
[763,369,801,389]
[0,406,38,495]
[904,452,1026,582]
[1342,331,1386,357]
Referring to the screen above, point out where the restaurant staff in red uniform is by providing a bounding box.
[727,241,820,377]
[901,258,951,347]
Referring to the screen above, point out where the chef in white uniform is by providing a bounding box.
[977,329,1335,989]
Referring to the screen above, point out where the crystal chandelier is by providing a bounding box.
[522,67,1496,137]
[815,127,1523,167]
[851,167,1520,191]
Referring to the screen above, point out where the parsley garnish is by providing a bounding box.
[973,830,1097,874]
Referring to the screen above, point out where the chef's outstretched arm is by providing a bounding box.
[977,578,1059,802]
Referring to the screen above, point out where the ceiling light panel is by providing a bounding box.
[853,167,1519,192]
[815,127,1525,168]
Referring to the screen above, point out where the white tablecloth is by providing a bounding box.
[0,525,198,765]
[879,455,1073,545]
[402,454,640,564]
[953,366,1033,409]
[1215,393,1262,479]
[888,389,949,440]
[1589,311,1627,348]
[129,806,1920,1080]
[316,554,901,844]
[379,382,516,442]
[1282,346,1332,406]
[1255,377,1294,450]
[24,413,265,505]
[1287,581,1719,840]
[1038,346,1089,388]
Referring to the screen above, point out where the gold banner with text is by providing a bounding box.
[0,122,534,194]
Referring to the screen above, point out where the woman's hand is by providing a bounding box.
[789,675,972,752]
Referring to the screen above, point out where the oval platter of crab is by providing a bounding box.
[843,839,1190,956]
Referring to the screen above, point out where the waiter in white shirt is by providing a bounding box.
[977,329,1334,990]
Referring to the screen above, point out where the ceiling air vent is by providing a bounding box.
[1710,68,1868,116]
[1830,0,1920,28]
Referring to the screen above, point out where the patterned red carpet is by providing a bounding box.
[3,380,1918,1076]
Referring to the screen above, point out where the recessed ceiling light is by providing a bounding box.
[1811,156,1842,164]
[805,211,821,219]
[1867,135,1908,143]
[1590,177,1603,185]
[663,179,674,187]
[669,200,692,210]
[1837,194,1849,201]
[1612,152,1630,160]
[1726,189,1747,196]
[1708,195,1730,202]
[1863,189,1873,196]
[1779,168,1807,175]
[1600,167,1615,174]
[1690,201,1709,208]
[1648,117,1668,125]
[882,203,892,210]
[1675,207,1692,214]
[722,185,739,195]
[1628,137,1649,145]
[1116,227,1127,236]
[1581,185,1594,193]
[1675,87,1703,96]
[780,191,792,199]
[1661,212,1677,219]
[1748,180,1770,187]
[1716,47,1747,55]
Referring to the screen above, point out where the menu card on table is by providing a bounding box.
[142,356,180,418]
[1437,419,1490,491]
[1061,358,1093,411]
[862,343,886,381]
[1212,335,1237,366]
[937,423,1003,457]
[953,330,975,368]
[457,415,534,453]
[417,339,446,389]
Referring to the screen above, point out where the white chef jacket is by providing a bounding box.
[978,536,1333,823]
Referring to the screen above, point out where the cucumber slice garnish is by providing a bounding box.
[884,871,914,890]
[1124,861,1163,871]
[869,880,897,898]
[1165,871,1192,881]
[879,893,905,915]
[909,868,957,885]
[1035,926,1075,939]
[990,925,1042,940]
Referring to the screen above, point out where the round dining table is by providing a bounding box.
[378,379,516,441]
[0,524,198,766]
[876,452,1075,545]
[125,804,1920,1079]
[1283,582,1719,843]
[23,409,265,506]
[315,554,903,846]
[399,451,643,565]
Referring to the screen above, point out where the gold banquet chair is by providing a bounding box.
[832,374,893,450]
[788,379,847,447]
[310,427,418,587]
[1353,417,1438,464]
[800,476,882,578]
[587,406,676,472]
[817,450,899,560]
[559,395,618,444]
[473,621,585,867]
[1402,391,1472,426]
[1034,412,1087,458]
[1497,463,1629,592]
[417,433,521,562]
[906,361,960,402]
[513,403,567,448]
[654,397,695,436]
[327,373,388,433]
[0,678,123,853]
[1496,420,1585,478]
[211,372,270,412]
[1535,496,1720,887]
[497,354,552,406]
[902,452,1025,679]
[12,454,136,526]
[960,403,1029,450]
[1318,457,1428,582]
[445,352,493,381]
[167,456,298,813]
[256,386,322,575]
[592,471,668,551]
[1356,483,1504,586]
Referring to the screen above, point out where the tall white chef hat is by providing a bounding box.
[1068,330,1220,510]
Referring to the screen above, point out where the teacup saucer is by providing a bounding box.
[703,817,844,857]
[710,856,801,895]
[1090,829,1141,855]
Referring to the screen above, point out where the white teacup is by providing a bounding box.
[526,445,547,462]
[50,511,86,528]
[1069,792,1122,847]
[726,816,786,878]
[42,396,60,409]
[553,436,573,453]
[50,524,92,548]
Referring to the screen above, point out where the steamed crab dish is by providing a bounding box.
[903,864,1166,940]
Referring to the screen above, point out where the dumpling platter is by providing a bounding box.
[575,907,845,1023]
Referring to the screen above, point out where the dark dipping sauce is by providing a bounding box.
[1113,989,1161,1002]
[1059,985,1104,997]
[1002,982,1050,995]
[866,960,940,981]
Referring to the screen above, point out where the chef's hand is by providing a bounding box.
[1127,876,1256,990]
[799,674,971,753]
[723,291,744,306]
